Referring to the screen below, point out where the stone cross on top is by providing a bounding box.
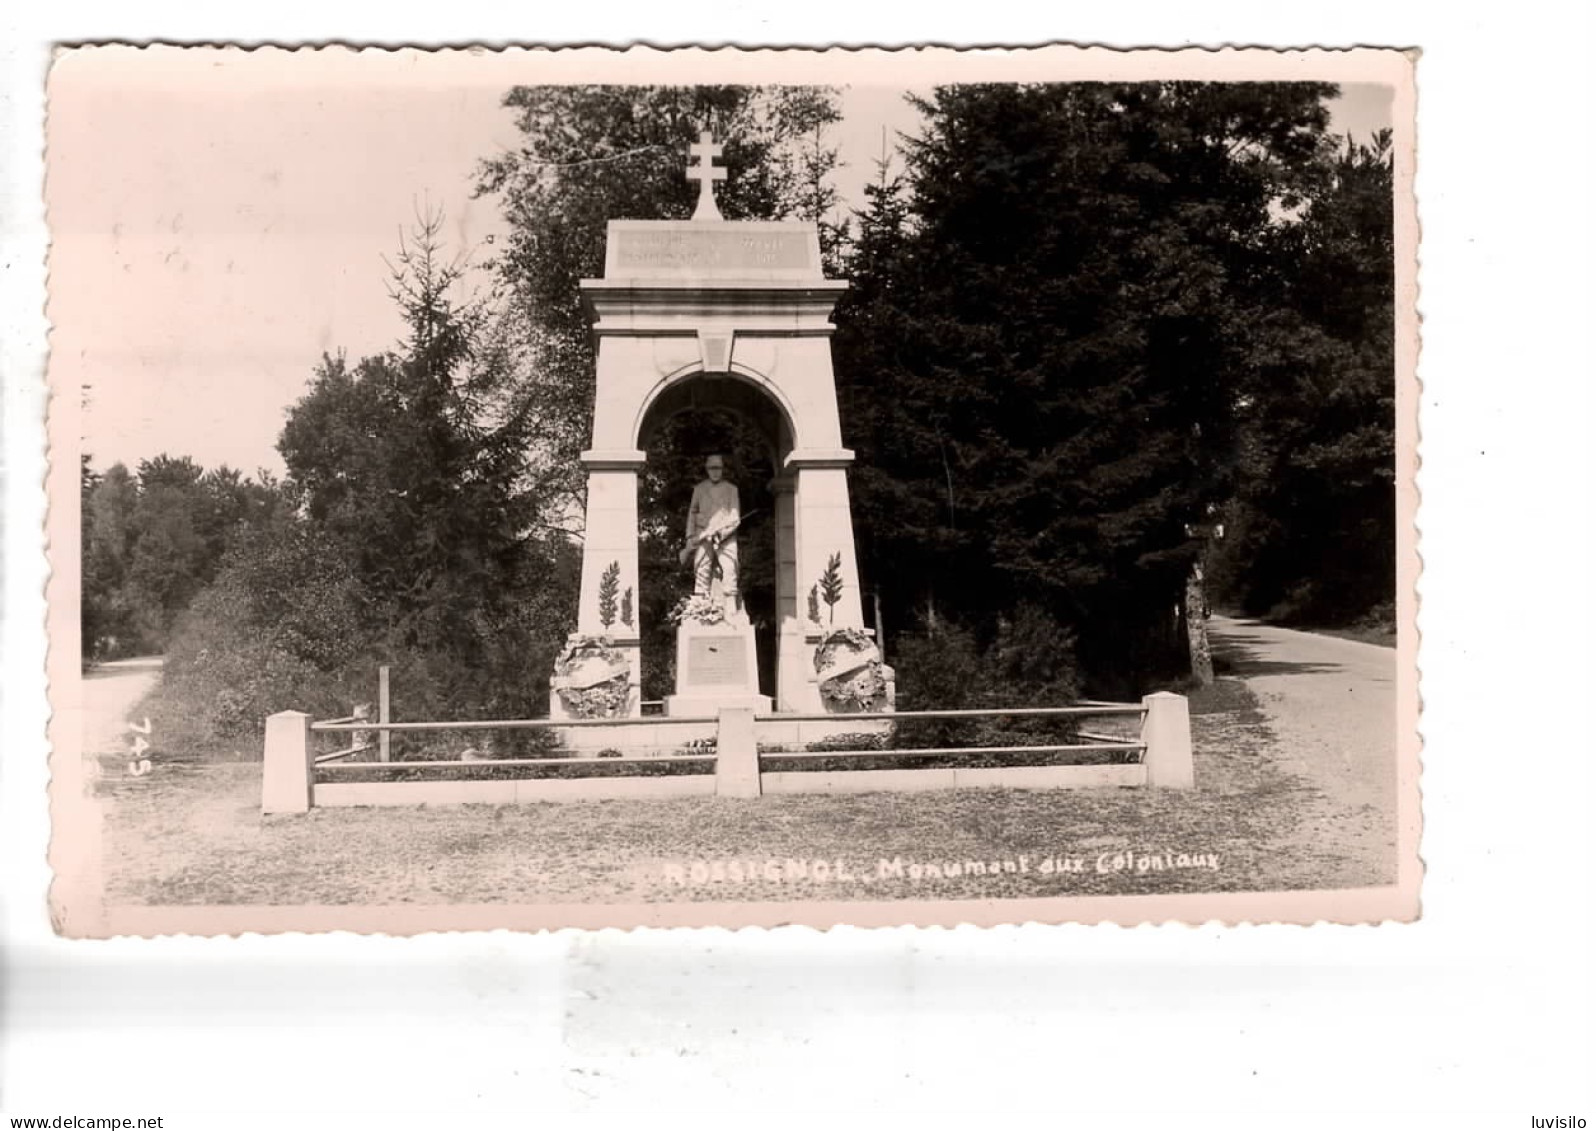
[686,131,726,221]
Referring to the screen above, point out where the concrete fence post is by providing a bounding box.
[262,710,314,815]
[715,707,761,798]
[1140,692,1194,789]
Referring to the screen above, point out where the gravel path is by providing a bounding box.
[1207,616,1398,879]
[80,657,164,756]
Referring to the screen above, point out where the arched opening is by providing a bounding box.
[634,372,794,704]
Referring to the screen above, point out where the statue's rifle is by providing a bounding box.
[678,508,759,567]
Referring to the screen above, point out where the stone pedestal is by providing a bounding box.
[665,617,771,718]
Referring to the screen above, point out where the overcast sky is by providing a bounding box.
[50,51,1392,478]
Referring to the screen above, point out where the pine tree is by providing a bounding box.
[832,82,1345,692]
[277,208,577,718]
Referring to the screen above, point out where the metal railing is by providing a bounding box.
[758,705,1143,722]
[306,703,1145,768]
[753,703,1146,763]
[308,665,395,764]
[310,714,713,733]
[311,713,374,765]
[309,711,720,771]
[263,692,1193,813]
[308,704,1142,753]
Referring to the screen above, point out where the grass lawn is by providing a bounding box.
[95,679,1393,907]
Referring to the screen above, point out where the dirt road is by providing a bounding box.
[80,657,163,756]
[1207,616,1398,878]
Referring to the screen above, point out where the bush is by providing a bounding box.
[891,605,1082,750]
[805,731,888,753]
[155,514,581,760]
[1353,599,1397,636]
[157,520,376,754]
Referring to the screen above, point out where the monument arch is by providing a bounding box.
[633,361,802,462]
[549,133,890,725]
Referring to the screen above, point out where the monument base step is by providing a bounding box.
[554,720,715,758]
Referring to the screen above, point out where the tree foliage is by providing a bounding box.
[272,208,579,723]
[1208,130,1396,623]
[80,453,290,660]
[160,516,376,743]
[832,82,1389,694]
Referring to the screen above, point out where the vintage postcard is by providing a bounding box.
[44,44,1420,935]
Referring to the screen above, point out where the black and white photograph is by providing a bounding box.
[45,45,1417,934]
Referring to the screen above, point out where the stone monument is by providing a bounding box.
[549,131,893,730]
[666,451,767,715]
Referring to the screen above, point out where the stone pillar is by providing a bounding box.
[1141,691,1195,789]
[261,710,313,815]
[772,473,807,710]
[553,449,646,720]
[714,706,761,798]
[576,450,645,635]
[789,452,866,630]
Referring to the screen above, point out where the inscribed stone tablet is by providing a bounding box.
[686,636,749,687]
[613,227,812,274]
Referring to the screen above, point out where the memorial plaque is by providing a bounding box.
[687,636,749,687]
[612,226,813,274]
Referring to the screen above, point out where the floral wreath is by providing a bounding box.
[814,628,891,713]
[553,635,631,719]
[668,594,729,627]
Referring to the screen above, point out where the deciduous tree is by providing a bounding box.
[1210,130,1396,625]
